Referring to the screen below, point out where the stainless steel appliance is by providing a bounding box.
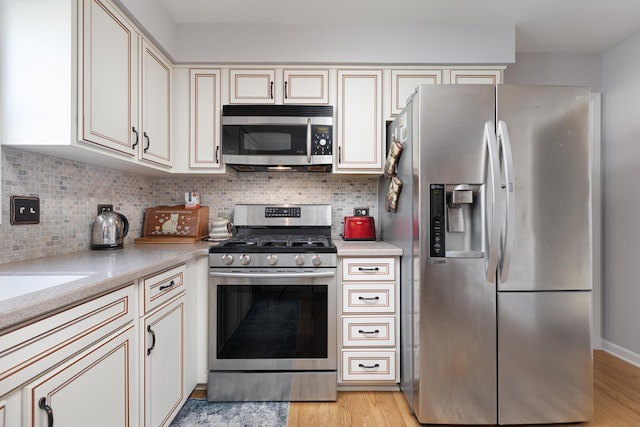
[90,209,128,250]
[208,204,337,401]
[379,84,593,425]
[222,105,333,172]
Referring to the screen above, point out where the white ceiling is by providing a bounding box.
[157,0,640,54]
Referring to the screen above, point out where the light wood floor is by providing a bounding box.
[286,351,640,426]
[192,350,640,426]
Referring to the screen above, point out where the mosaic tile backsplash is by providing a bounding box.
[0,147,378,265]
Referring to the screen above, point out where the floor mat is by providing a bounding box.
[170,399,289,427]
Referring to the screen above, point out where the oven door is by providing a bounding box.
[208,269,337,371]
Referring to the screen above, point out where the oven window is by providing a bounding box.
[243,132,292,151]
[224,125,308,155]
[217,285,328,359]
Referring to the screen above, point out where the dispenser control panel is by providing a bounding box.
[430,184,445,257]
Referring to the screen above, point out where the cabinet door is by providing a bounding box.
[24,325,136,427]
[143,296,185,427]
[81,0,138,155]
[229,69,276,104]
[141,40,172,167]
[336,70,383,174]
[190,69,223,170]
[390,70,441,115]
[449,69,502,84]
[283,69,329,104]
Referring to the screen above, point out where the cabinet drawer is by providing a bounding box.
[342,283,395,313]
[341,350,397,382]
[141,264,185,313]
[342,316,395,347]
[342,258,395,281]
[0,285,135,396]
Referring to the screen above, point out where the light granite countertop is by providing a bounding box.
[0,242,212,332]
[0,239,402,333]
[333,239,403,256]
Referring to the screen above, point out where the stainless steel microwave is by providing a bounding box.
[221,105,333,172]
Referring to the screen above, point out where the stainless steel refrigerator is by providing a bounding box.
[379,84,593,425]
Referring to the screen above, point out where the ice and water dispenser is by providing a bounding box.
[430,183,485,258]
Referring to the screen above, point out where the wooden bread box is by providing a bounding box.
[134,205,209,243]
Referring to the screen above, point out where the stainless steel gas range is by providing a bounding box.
[207,204,337,401]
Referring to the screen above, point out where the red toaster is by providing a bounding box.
[342,216,376,241]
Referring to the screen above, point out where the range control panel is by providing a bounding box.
[312,126,332,156]
[430,184,445,257]
[264,206,302,218]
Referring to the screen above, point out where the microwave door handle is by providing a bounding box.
[306,118,312,163]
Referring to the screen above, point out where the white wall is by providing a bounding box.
[114,0,515,64]
[600,31,640,362]
[172,23,515,64]
[504,53,601,92]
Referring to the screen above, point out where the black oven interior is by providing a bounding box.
[217,284,328,360]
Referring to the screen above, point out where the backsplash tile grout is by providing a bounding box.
[0,147,378,265]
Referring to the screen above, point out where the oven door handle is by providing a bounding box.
[209,271,336,279]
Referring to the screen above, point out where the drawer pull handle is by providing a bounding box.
[159,280,176,291]
[39,397,54,427]
[147,325,156,355]
[358,296,380,301]
[358,363,380,369]
[358,267,380,272]
[358,329,380,335]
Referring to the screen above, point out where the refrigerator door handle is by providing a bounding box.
[497,120,515,283]
[484,121,501,282]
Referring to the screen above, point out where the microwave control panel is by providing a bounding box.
[312,126,332,156]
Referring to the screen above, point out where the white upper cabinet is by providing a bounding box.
[81,0,138,156]
[335,69,383,174]
[229,69,276,104]
[449,68,503,84]
[140,40,172,167]
[189,68,224,170]
[283,69,330,104]
[228,68,330,104]
[390,69,442,116]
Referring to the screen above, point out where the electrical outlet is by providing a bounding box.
[10,196,40,225]
[97,204,113,215]
[353,207,369,216]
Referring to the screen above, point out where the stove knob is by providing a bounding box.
[267,254,278,265]
[239,254,251,265]
[294,254,305,266]
[311,255,322,266]
[221,254,234,265]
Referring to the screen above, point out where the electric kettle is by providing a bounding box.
[91,210,129,249]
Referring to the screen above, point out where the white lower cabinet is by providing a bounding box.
[338,256,400,386]
[24,325,137,427]
[0,285,136,427]
[142,297,185,427]
[140,264,187,427]
[0,260,196,427]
